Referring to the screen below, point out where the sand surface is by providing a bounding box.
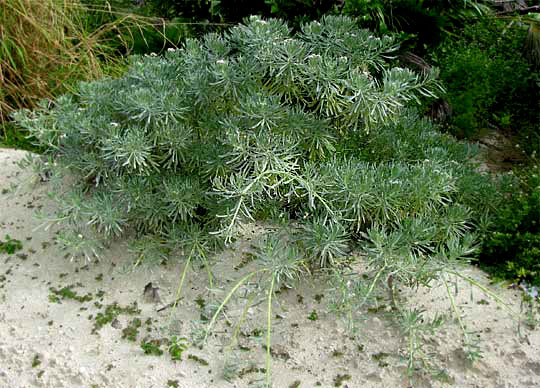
[1,148,539,388]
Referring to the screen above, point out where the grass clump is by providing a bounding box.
[14,14,519,385]
[0,0,126,134]
[0,0,195,149]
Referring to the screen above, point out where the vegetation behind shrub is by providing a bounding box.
[80,0,201,55]
[479,165,540,285]
[0,0,202,149]
[0,0,134,150]
[0,0,128,124]
[434,18,539,155]
[145,0,497,48]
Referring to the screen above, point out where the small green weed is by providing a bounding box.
[289,380,301,388]
[168,336,189,361]
[307,310,318,321]
[141,339,164,356]
[194,295,206,309]
[166,380,179,388]
[31,354,41,368]
[371,352,390,368]
[238,365,265,379]
[331,349,344,357]
[0,235,23,255]
[251,328,263,337]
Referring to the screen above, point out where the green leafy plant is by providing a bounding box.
[0,234,23,254]
[478,165,540,285]
[434,17,539,153]
[168,336,189,361]
[141,339,164,356]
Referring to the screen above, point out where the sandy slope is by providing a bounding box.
[0,148,539,388]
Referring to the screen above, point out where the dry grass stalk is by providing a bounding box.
[0,0,130,126]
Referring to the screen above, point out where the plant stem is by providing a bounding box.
[204,269,266,343]
[266,274,276,388]
[167,250,193,324]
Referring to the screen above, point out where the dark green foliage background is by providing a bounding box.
[80,0,197,55]
[434,18,539,153]
[146,0,490,46]
[479,166,540,285]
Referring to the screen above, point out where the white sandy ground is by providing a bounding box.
[0,147,539,388]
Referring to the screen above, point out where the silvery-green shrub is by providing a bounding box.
[13,13,500,283]
[14,15,510,380]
